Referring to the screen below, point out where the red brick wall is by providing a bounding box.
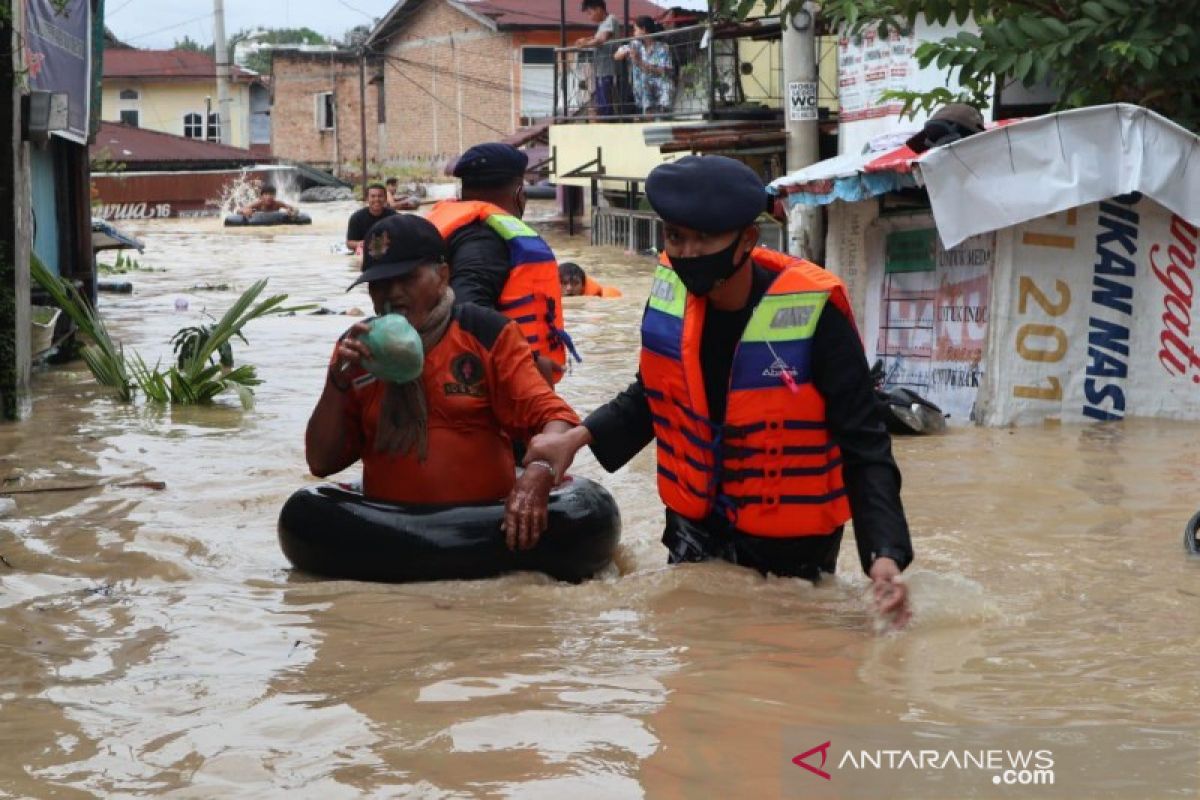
[378,2,518,161]
[270,52,382,174]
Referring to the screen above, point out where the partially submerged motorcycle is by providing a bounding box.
[870,359,948,435]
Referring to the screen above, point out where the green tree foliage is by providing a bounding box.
[716,0,1200,131]
[172,34,212,55]
[230,27,329,74]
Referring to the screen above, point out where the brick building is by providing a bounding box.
[270,0,664,171]
[269,49,383,174]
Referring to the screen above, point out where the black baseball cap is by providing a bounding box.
[348,214,446,289]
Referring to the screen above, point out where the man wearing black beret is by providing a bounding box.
[523,155,914,627]
[427,142,570,385]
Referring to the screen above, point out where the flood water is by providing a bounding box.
[2,201,1198,798]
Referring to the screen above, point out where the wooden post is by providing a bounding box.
[359,50,369,198]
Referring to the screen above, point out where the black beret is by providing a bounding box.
[452,142,528,185]
[646,155,767,233]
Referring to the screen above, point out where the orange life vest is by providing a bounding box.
[639,247,855,538]
[583,276,623,298]
[427,200,567,378]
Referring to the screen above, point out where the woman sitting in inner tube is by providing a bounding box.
[299,213,599,579]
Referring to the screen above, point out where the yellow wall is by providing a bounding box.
[739,32,838,113]
[550,122,704,187]
[101,80,253,148]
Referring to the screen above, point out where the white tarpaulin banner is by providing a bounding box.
[981,197,1200,425]
[919,104,1200,249]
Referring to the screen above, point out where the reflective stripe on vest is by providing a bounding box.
[640,247,853,538]
[427,200,567,377]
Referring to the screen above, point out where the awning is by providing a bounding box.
[91,218,143,252]
[918,103,1200,247]
[768,120,1020,208]
[768,141,922,206]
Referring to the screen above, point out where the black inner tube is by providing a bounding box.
[224,211,312,227]
[278,476,621,583]
[1186,510,1200,555]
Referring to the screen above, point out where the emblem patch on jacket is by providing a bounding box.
[444,353,486,397]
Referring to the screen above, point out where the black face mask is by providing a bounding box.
[668,234,750,297]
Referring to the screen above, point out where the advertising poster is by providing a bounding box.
[983,197,1200,424]
[24,0,92,143]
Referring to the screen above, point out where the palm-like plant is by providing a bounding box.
[30,262,288,409]
[131,279,288,408]
[30,253,134,400]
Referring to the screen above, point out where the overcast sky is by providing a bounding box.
[106,0,710,49]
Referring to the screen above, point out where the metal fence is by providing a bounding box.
[554,23,764,122]
[591,204,787,254]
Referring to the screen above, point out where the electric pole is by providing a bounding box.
[213,0,232,145]
[782,1,823,262]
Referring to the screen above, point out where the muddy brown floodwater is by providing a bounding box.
[1,201,1198,799]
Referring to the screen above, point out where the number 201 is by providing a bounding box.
[1012,276,1070,401]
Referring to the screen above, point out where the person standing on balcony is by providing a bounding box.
[615,16,675,115]
[575,0,621,117]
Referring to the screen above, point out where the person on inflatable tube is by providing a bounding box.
[305,213,581,551]
[238,183,297,218]
[522,155,916,628]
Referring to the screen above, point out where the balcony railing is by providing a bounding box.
[552,22,781,123]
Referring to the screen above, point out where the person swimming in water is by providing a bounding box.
[559,261,622,298]
[238,184,296,218]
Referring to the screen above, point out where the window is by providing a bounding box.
[520,47,555,120]
[207,112,220,141]
[119,88,139,101]
[376,78,386,124]
[183,112,203,138]
[119,109,139,127]
[314,91,335,131]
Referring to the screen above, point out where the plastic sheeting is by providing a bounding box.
[918,103,1200,248]
[768,148,920,206]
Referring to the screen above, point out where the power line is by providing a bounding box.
[383,58,509,135]
[123,11,215,44]
[382,52,558,101]
[336,0,377,20]
[106,0,137,19]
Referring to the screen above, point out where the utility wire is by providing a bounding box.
[123,12,215,44]
[381,52,559,101]
[336,0,378,20]
[383,59,509,135]
[106,0,137,19]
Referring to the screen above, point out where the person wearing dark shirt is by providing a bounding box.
[346,184,398,252]
[523,155,914,627]
[427,143,569,385]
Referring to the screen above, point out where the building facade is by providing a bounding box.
[100,49,263,150]
[267,0,662,171]
[269,49,382,174]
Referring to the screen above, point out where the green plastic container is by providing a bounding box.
[359,314,424,384]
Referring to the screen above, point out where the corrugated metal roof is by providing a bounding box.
[90,121,267,165]
[103,48,257,80]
